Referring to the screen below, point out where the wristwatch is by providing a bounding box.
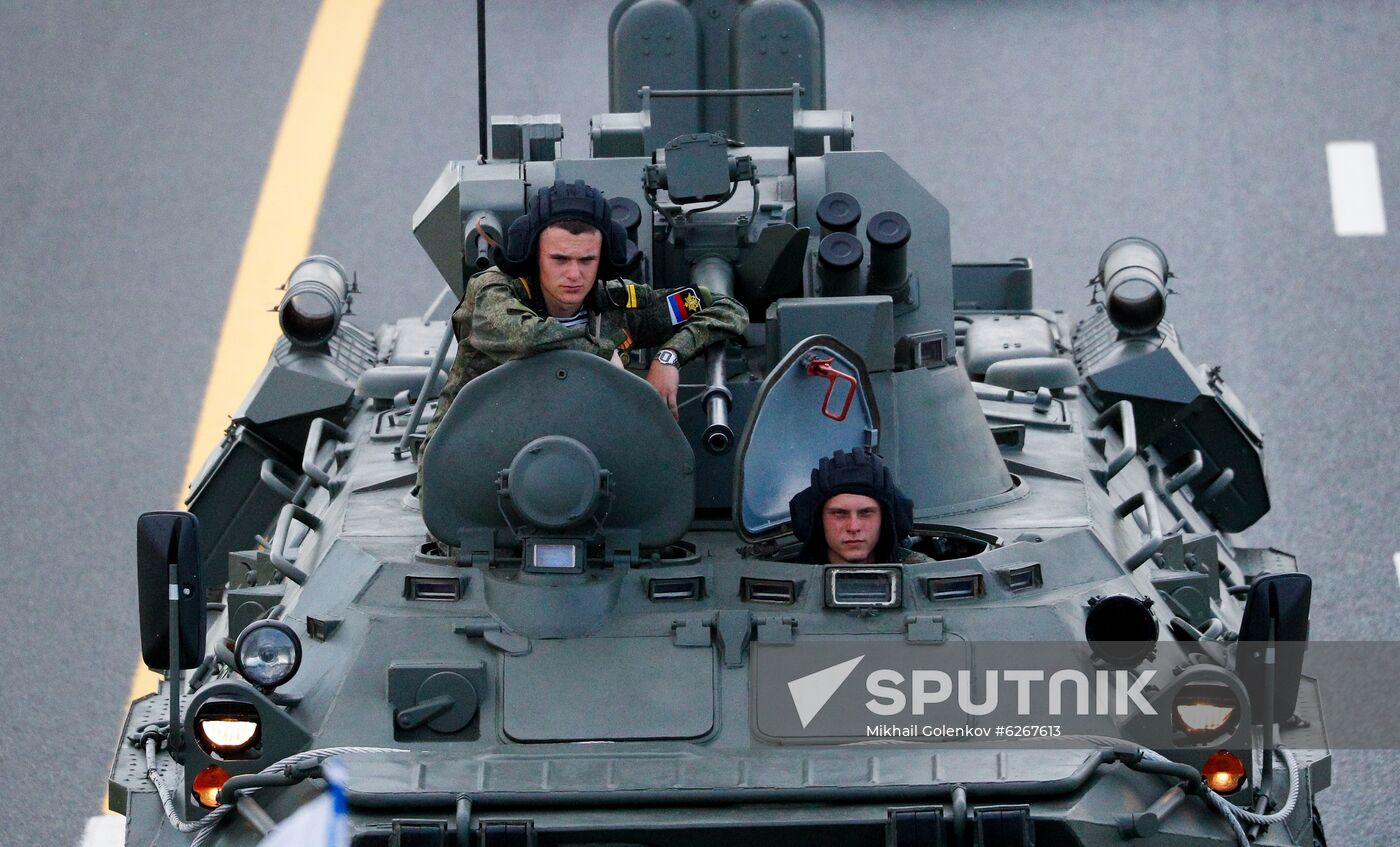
[654,349,680,368]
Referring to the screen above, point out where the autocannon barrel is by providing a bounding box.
[279,255,352,347]
[703,350,732,454]
[866,210,911,302]
[465,210,504,272]
[1097,237,1169,335]
[690,255,735,454]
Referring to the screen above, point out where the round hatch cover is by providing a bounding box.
[504,435,604,530]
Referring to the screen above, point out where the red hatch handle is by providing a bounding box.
[805,357,858,422]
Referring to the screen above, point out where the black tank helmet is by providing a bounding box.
[494,179,641,283]
[787,449,915,564]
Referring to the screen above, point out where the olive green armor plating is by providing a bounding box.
[111,2,1327,846]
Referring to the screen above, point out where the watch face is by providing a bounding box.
[657,350,679,366]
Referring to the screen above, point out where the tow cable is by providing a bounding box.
[128,721,406,844]
[1141,746,1302,847]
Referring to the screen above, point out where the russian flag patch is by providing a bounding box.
[666,287,702,325]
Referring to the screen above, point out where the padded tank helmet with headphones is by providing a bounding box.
[494,179,641,283]
[788,448,915,564]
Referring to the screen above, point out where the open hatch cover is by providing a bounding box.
[733,335,880,542]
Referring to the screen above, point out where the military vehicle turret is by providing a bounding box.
[111,2,1328,845]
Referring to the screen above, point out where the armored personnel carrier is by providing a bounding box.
[111,1,1329,844]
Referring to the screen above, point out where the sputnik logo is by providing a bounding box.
[787,655,864,728]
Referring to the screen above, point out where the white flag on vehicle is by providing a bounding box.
[256,758,349,847]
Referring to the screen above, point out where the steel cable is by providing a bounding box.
[138,741,407,843]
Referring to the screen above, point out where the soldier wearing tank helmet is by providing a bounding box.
[422,180,749,453]
[788,449,932,565]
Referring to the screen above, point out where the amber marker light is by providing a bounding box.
[1202,750,1246,795]
[192,765,232,808]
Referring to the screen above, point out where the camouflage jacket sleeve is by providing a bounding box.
[463,272,605,363]
[421,271,609,471]
[618,283,749,363]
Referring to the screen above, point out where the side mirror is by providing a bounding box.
[1234,572,1311,719]
[136,511,205,670]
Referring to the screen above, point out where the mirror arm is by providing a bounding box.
[166,562,183,759]
[1257,613,1278,801]
[1246,612,1281,837]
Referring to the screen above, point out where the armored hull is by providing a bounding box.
[111,2,1328,845]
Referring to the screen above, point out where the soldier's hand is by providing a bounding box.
[647,359,681,419]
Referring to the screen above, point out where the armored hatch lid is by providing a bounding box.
[733,335,880,542]
[502,638,714,741]
[420,350,694,550]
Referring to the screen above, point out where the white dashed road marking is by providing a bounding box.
[79,815,123,847]
[1326,141,1387,236]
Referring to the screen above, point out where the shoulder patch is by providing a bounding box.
[666,287,703,325]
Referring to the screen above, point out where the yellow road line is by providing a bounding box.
[182,0,384,495]
[125,0,383,706]
[127,665,161,705]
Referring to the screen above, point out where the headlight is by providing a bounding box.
[1172,684,1241,738]
[193,699,261,758]
[235,621,302,690]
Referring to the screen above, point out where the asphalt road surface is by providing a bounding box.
[2,2,1397,845]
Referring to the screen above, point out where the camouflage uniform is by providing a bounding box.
[421,266,748,456]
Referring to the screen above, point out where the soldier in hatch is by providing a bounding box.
[421,180,748,460]
[788,449,932,564]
